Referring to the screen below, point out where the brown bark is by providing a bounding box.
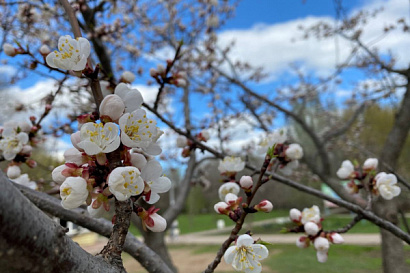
[376,78,410,273]
[0,171,120,273]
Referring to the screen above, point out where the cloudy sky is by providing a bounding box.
[1,0,408,156]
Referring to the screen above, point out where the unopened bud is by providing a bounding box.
[329,233,344,244]
[289,208,302,222]
[121,70,136,83]
[99,94,125,121]
[3,43,17,57]
[39,44,51,56]
[304,222,319,236]
[239,176,253,190]
[255,199,273,213]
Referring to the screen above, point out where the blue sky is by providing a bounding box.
[2,0,409,156]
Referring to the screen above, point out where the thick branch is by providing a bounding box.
[0,171,119,273]
[14,182,174,273]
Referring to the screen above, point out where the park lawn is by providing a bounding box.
[169,244,410,273]
[129,210,290,236]
[251,214,410,234]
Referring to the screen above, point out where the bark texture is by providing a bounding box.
[0,171,119,273]
[13,180,174,273]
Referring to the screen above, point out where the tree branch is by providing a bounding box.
[13,181,174,273]
[0,171,119,273]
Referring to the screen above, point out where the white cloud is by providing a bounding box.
[217,0,410,80]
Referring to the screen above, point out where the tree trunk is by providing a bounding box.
[143,231,178,273]
[377,78,410,273]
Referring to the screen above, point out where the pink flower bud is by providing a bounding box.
[121,71,136,83]
[296,236,310,248]
[149,68,158,77]
[3,43,17,57]
[363,158,378,171]
[26,159,37,168]
[304,222,319,236]
[329,233,344,244]
[289,208,302,222]
[30,116,36,122]
[197,130,210,142]
[255,199,273,213]
[99,94,125,121]
[239,176,253,190]
[214,201,230,214]
[39,44,51,56]
[225,193,239,205]
[45,104,52,111]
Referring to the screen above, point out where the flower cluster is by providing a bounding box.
[288,206,344,263]
[49,35,171,232]
[254,131,303,175]
[0,118,43,190]
[336,158,401,200]
[224,234,269,273]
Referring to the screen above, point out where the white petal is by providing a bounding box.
[78,140,102,155]
[124,90,144,112]
[150,177,172,193]
[120,131,138,148]
[144,192,160,204]
[223,246,237,265]
[251,244,269,260]
[114,83,130,101]
[102,134,120,153]
[46,52,59,68]
[72,55,87,71]
[78,37,91,57]
[237,234,254,247]
[141,160,162,181]
[144,142,162,156]
[3,150,17,161]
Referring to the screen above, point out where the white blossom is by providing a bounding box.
[218,182,240,201]
[52,164,68,183]
[375,173,401,200]
[77,122,120,155]
[108,166,144,201]
[119,109,162,155]
[256,130,287,155]
[141,160,172,204]
[255,200,273,213]
[363,158,378,171]
[336,160,354,179]
[316,251,328,263]
[301,205,321,224]
[99,94,125,121]
[114,83,144,113]
[60,177,89,209]
[218,156,245,174]
[46,35,91,71]
[285,143,304,160]
[206,14,219,27]
[0,128,29,160]
[224,234,269,273]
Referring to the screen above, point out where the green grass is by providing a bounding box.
[168,244,410,273]
[250,214,410,234]
[175,210,289,234]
